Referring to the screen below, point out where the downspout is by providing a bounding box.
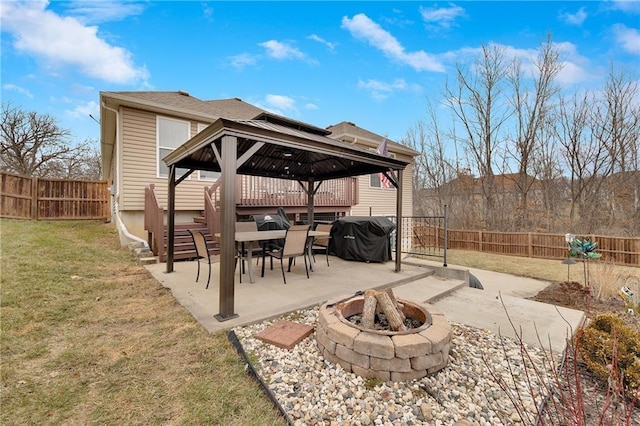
[102,101,149,249]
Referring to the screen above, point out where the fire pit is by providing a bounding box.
[316,289,452,382]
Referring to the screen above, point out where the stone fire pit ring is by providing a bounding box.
[316,296,452,382]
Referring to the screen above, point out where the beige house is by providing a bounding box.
[100,91,417,249]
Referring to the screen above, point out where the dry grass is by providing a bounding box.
[445,249,640,299]
[0,219,285,426]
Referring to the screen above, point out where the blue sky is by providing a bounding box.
[1,1,639,147]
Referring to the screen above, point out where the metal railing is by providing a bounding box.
[386,206,449,266]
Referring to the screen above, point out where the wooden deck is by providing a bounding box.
[145,176,358,261]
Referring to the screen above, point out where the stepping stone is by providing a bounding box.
[254,320,314,349]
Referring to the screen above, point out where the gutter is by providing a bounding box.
[102,101,150,250]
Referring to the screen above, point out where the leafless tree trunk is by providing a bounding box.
[506,35,562,229]
[443,44,512,229]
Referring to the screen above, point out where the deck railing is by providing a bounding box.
[204,180,221,236]
[144,184,165,260]
[236,176,357,207]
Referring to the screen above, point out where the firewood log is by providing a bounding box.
[361,290,377,329]
[384,288,406,322]
[375,291,407,331]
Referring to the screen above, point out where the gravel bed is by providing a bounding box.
[233,306,557,426]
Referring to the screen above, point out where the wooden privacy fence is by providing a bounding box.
[437,228,639,266]
[0,172,110,220]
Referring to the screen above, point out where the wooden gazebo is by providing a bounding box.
[163,114,409,321]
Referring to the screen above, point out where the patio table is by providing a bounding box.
[215,230,330,283]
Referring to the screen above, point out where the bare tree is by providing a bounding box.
[599,66,640,174]
[0,103,96,178]
[593,67,640,233]
[506,35,562,228]
[46,142,102,180]
[556,91,615,231]
[443,44,512,229]
[531,115,565,232]
[403,99,457,216]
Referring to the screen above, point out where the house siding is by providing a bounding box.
[351,162,413,217]
[120,107,211,212]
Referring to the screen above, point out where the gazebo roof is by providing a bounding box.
[163,115,409,181]
[162,111,409,322]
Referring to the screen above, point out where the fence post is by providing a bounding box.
[528,232,533,257]
[478,230,483,252]
[31,176,38,220]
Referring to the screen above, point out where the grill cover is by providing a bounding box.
[252,207,291,247]
[330,216,396,263]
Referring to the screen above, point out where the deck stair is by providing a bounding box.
[161,220,219,262]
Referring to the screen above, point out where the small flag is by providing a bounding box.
[376,139,393,189]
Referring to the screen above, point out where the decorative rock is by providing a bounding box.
[233,308,554,426]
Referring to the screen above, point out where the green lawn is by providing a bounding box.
[0,219,285,426]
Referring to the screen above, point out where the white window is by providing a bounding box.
[157,116,190,178]
[196,123,220,181]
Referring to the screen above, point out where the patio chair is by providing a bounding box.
[311,223,332,267]
[188,229,216,289]
[235,221,265,283]
[261,224,310,284]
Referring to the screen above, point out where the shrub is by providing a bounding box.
[577,313,640,392]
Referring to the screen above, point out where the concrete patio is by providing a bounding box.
[144,255,437,332]
[144,255,586,353]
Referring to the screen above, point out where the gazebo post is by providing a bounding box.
[215,135,239,321]
[166,165,176,273]
[307,178,315,226]
[395,169,403,272]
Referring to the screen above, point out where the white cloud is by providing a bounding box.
[557,61,591,85]
[342,13,445,73]
[2,84,34,98]
[559,7,588,26]
[613,24,640,54]
[419,3,465,30]
[1,0,149,85]
[65,100,99,119]
[609,0,640,14]
[304,103,318,110]
[259,40,304,60]
[62,0,145,24]
[551,41,592,84]
[358,78,413,100]
[202,3,214,21]
[443,41,591,86]
[229,53,259,70]
[308,34,336,52]
[264,94,297,114]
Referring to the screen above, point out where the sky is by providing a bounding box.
[1,0,639,148]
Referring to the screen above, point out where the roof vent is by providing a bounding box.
[178,90,190,96]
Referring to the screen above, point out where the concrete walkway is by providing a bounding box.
[145,255,585,354]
